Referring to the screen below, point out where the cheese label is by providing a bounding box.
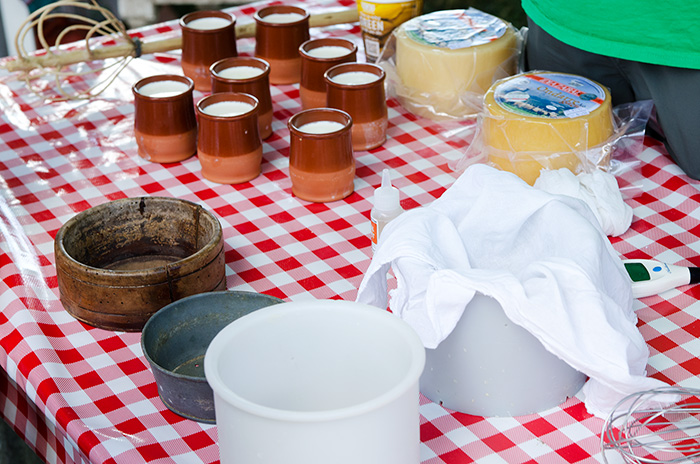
[494,72,607,119]
[403,9,507,50]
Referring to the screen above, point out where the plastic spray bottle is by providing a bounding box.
[371,169,404,252]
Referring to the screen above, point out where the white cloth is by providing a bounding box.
[356,164,668,418]
[534,168,633,237]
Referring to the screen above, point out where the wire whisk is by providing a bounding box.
[8,0,141,100]
[601,387,700,464]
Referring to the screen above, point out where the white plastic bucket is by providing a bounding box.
[204,299,426,464]
[420,293,587,416]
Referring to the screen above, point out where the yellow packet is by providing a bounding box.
[356,0,423,61]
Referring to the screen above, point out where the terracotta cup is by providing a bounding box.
[299,38,358,110]
[180,11,237,92]
[254,5,310,85]
[288,108,355,203]
[132,74,197,163]
[196,92,262,184]
[325,62,388,151]
[210,57,273,140]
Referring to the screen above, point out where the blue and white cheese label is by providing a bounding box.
[403,9,507,50]
[494,73,607,119]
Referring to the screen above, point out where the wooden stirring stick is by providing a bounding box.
[2,7,359,73]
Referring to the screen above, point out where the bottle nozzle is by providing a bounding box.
[374,169,400,212]
[381,169,391,189]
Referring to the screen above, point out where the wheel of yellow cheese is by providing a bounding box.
[482,71,615,185]
[395,9,518,120]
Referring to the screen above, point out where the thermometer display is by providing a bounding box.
[623,259,700,298]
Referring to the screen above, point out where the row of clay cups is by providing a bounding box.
[180,5,388,151]
[209,51,388,152]
[210,39,388,152]
[181,5,310,91]
[298,38,388,151]
[132,75,263,184]
[132,74,356,202]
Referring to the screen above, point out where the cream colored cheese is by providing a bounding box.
[395,9,518,120]
[483,71,614,185]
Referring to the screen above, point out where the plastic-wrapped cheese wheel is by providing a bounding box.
[395,9,518,120]
[483,71,614,185]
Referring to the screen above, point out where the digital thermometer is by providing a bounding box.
[623,259,700,298]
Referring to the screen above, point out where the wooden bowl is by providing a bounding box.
[55,197,226,331]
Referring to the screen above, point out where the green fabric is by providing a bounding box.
[522,0,700,69]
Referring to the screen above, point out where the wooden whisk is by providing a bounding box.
[1,0,359,100]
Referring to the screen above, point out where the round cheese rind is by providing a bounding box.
[482,71,614,185]
[395,9,518,120]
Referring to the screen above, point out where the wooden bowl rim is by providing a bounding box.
[54,196,223,279]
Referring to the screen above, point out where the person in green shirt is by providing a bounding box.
[522,0,700,180]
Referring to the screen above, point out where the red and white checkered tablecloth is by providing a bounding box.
[2,0,700,462]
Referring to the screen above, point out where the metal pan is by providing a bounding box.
[141,290,284,423]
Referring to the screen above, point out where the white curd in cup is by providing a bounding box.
[203,101,254,117]
[261,12,304,23]
[138,80,189,97]
[299,120,345,134]
[217,66,265,79]
[330,71,380,85]
[186,16,232,30]
[307,46,351,59]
